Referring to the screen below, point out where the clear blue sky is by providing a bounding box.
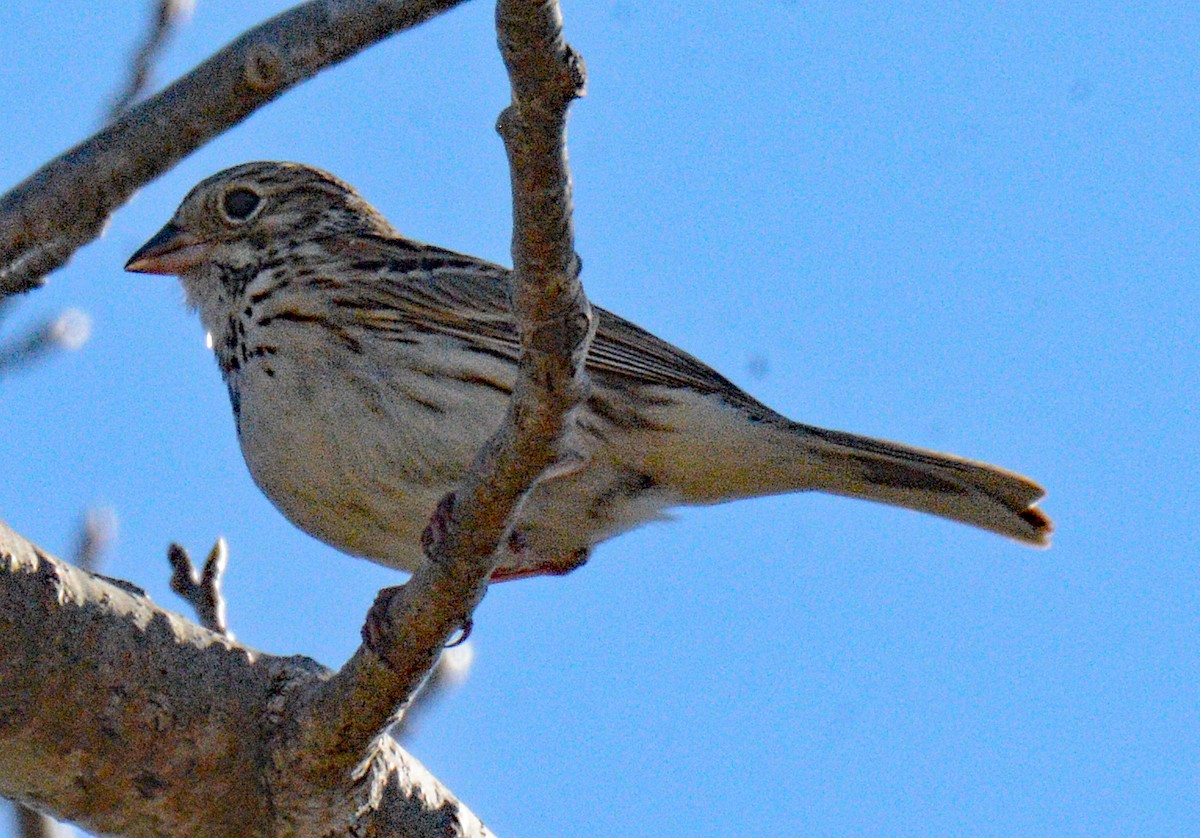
[2,2,1196,835]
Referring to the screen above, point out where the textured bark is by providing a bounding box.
[0,520,494,837]
[350,0,591,739]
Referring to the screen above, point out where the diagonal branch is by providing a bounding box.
[292,0,592,769]
[0,0,471,298]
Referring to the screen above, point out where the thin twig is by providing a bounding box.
[168,540,231,637]
[107,0,196,120]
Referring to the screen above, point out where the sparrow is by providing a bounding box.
[127,161,1051,580]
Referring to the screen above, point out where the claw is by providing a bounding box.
[445,617,473,648]
[362,584,405,662]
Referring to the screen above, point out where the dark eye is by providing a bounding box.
[222,187,261,221]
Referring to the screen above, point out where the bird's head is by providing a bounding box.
[126,161,395,313]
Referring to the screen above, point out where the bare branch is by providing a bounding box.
[292,0,592,777]
[167,540,231,637]
[107,0,196,120]
[0,519,495,836]
[0,0,471,298]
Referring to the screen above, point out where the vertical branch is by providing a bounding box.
[496,0,588,289]
[300,0,592,766]
[371,0,591,661]
[492,0,593,484]
[419,0,593,584]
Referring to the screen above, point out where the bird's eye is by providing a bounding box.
[221,187,262,222]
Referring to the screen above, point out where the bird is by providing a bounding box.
[126,161,1051,581]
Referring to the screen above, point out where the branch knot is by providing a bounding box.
[243,43,284,91]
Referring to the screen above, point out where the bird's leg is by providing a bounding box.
[490,531,590,581]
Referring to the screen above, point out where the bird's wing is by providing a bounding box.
[327,235,769,413]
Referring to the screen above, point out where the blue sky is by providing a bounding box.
[2,2,1197,835]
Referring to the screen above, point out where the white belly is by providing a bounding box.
[229,346,505,572]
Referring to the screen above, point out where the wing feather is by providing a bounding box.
[326,234,772,414]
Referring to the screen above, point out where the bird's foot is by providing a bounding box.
[490,533,590,581]
[361,584,405,666]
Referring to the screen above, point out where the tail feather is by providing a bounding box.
[795,423,1052,546]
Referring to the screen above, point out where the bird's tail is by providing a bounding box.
[637,392,1051,546]
[781,422,1052,545]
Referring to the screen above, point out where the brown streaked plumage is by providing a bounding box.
[127,161,1051,580]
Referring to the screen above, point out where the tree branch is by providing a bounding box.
[0,0,471,298]
[0,519,494,836]
[107,0,196,120]
[167,540,231,637]
[291,0,592,772]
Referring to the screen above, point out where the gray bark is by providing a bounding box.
[0,520,495,836]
